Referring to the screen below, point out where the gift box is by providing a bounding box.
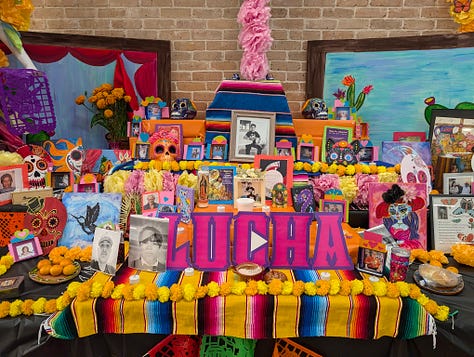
[0,276,24,299]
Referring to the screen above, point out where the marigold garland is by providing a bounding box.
[0,253,14,277]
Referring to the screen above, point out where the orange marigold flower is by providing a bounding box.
[104,109,114,118]
[96,98,107,110]
[75,95,86,105]
[342,75,355,86]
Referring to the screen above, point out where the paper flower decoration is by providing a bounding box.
[237,0,273,80]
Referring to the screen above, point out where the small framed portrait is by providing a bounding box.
[142,191,160,214]
[357,146,378,162]
[230,110,276,162]
[0,164,28,205]
[51,171,73,190]
[233,177,265,208]
[128,121,141,137]
[128,215,169,273]
[155,204,177,217]
[319,198,348,222]
[135,142,150,160]
[297,143,317,162]
[184,143,204,160]
[8,237,43,262]
[274,140,295,159]
[335,106,351,120]
[90,227,121,275]
[356,247,386,277]
[443,172,474,195]
[208,166,236,205]
[255,155,294,203]
[74,173,99,193]
[145,103,162,119]
[210,143,227,160]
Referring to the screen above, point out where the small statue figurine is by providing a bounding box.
[272,182,288,208]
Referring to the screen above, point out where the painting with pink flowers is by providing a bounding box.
[368,182,427,250]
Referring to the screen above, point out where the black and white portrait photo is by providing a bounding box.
[90,227,121,275]
[128,215,169,273]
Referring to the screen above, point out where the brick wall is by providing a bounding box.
[29,0,458,118]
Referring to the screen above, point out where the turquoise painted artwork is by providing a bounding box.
[323,47,474,147]
[59,193,122,248]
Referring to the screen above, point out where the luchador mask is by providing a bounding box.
[24,197,67,255]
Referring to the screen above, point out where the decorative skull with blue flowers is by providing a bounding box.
[301,98,328,119]
[170,98,197,119]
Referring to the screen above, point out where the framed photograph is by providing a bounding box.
[208,166,236,204]
[356,247,387,277]
[443,172,474,195]
[142,191,160,215]
[155,204,177,217]
[297,143,317,162]
[233,177,265,208]
[8,237,43,262]
[430,194,474,253]
[183,143,204,160]
[335,106,351,120]
[0,164,28,205]
[357,146,378,163]
[176,184,195,223]
[135,142,150,160]
[319,198,348,222]
[321,126,353,163]
[51,171,73,190]
[128,215,169,272]
[255,155,294,203]
[145,103,163,119]
[229,110,276,162]
[429,109,474,172]
[393,131,426,142]
[90,227,121,275]
[128,121,141,138]
[274,140,295,159]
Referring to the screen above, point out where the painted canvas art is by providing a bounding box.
[59,193,122,248]
[381,141,431,166]
[368,182,427,250]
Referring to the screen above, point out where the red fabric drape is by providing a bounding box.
[0,43,158,100]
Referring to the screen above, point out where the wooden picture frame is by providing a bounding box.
[142,191,160,215]
[335,106,351,120]
[306,32,474,147]
[443,172,474,195]
[233,177,265,208]
[357,146,378,163]
[429,109,474,172]
[0,164,28,205]
[429,194,474,253]
[51,171,73,190]
[393,132,426,142]
[208,166,236,205]
[135,142,150,160]
[255,155,294,203]
[128,121,141,138]
[230,110,276,162]
[319,198,348,222]
[183,142,204,160]
[8,237,43,262]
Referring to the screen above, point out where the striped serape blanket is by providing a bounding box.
[47,267,434,340]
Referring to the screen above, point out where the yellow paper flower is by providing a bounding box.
[196,286,209,299]
[351,279,364,295]
[9,300,23,317]
[329,279,341,295]
[219,282,232,296]
[21,299,34,316]
[44,299,57,314]
[170,284,183,302]
[32,298,46,314]
[304,282,317,296]
[90,282,104,298]
[183,284,196,301]
[257,281,269,295]
[339,280,352,296]
[133,284,146,300]
[111,284,125,300]
[231,281,247,296]
[157,286,170,303]
[207,281,220,297]
[77,282,92,301]
[102,281,115,299]
[281,281,293,295]
[0,301,10,318]
[435,305,450,321]
[268,279,283,295]
[395,281,410,297]
[245,280,258,296]
[373,281,387,296]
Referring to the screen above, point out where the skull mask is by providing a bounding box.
[24,154,49,188]
[24,197,67,255]
[149,127,181,161]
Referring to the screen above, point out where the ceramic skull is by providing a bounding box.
[170,98,197,119]
[301,98,328,119]
[149,126,181,161]
[24,197,67,255]
[24,154,49,188]
[66,145,84,177]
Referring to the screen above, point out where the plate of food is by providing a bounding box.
[233,262,265,281]
[29,260,81,285]
[413,264,464,295]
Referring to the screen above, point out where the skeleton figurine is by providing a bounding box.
[301,98,328,119]
[170,98,197,119]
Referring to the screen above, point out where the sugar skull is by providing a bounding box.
[325,139,361,165]
[170,98,197,119]
[149,126,182,161]
[16,144,52,189]
[66,145,84,177]
[24,197,67,255]
[301,98,328,119]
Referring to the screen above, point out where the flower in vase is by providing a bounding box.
[75,83,131,142]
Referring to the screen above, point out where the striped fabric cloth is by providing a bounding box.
[47,267,434,341]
